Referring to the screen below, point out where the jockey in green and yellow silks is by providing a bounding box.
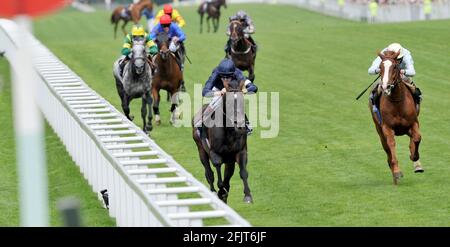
[119,24,157,74]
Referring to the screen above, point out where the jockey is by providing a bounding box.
[150,14,186,72]
[225,10,257,56]
[119,24,157,74]
[195,59,258,136]
[368,43,422,108]
[154,4,186,28]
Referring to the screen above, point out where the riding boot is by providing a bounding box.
[245,114,253,136]
[414,87,422,111]
[369,84,381,111]
[119,57,129,77]
[224,39,231,56]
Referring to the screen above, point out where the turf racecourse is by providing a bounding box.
[1,3,450,226]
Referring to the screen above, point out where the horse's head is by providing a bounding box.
[229,20,244,45]
[220,0,227,8]
[222,79,246,130]
[156,32,170,60]
[131,38,147,74]
[378,50,402,96]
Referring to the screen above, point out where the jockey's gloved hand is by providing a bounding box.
[149,46,158,56]
[169,42,177,52]
[375,68,380,74]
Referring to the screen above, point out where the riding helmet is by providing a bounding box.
[164,4,173,15]
[160,14,172,25]
[217,59,236,76]
[387,43,405,59]
[131,25,145,36]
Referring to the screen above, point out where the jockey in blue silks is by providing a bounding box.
[195,59,258,137]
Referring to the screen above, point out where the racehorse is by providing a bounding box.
[113,39,153,133]
[111,0,154,39]
[152,32,183,125]
[198,0,227,33]
[227,20,256,82]
[369,50,424,185]
[192,79,253,204]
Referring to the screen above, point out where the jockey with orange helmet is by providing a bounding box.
[154,4,186,28]
[368,43,422,111]
[150,14,186,71]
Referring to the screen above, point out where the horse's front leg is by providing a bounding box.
[222,162,236,204]
[215,17,220,33]
[237,149,253,203]
[151,86,161,125]
[114,21,118,39]
[142,92,153,133]
[122,95,133,121]
[199,13,204,33]
[409,122,423,173]
[210,151,225,202]
[206,16,211,33]
[383,126,402,185]
[121,20,128,36]
[169,90,180,125]
[194,139,216,192]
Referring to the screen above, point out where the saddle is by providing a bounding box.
[120,7,132,19]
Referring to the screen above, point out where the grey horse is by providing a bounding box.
[113,39,153,133]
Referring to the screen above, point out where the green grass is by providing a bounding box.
[2,3,450,226]
[0,61,115,226]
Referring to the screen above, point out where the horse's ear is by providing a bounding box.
[378,50,385,60]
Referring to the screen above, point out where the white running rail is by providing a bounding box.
[0,19,250,227]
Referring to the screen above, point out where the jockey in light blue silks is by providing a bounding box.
[368,43,422,110]
[194,59,258,137]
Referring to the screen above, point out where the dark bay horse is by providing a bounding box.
[227,20,255,82]
[111,0,154,39]
[113,39,153,133]
[152,32,183,125]
[369,50,424,185]
[198,0,227,33]
[192,79,253,204]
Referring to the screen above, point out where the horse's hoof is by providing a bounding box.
[414,161,424,173]
[414,167,424,173]
[145,125,153,132]
[393,172,403,185]
[243,196,253,204]
[129,115,134,121]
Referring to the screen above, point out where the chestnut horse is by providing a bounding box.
[227,20,256,82]
[369,50,424,185]
[152,32,183,125]
[198,0,227,33]
[192,79,253,204]
[111,0,154,39]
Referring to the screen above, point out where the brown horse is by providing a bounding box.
[198,0,227,33]
[369,50,424,185]
[192,79,253,204]
[227,20,256,82]
[111,0,154,39]
[152,32,183,125]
